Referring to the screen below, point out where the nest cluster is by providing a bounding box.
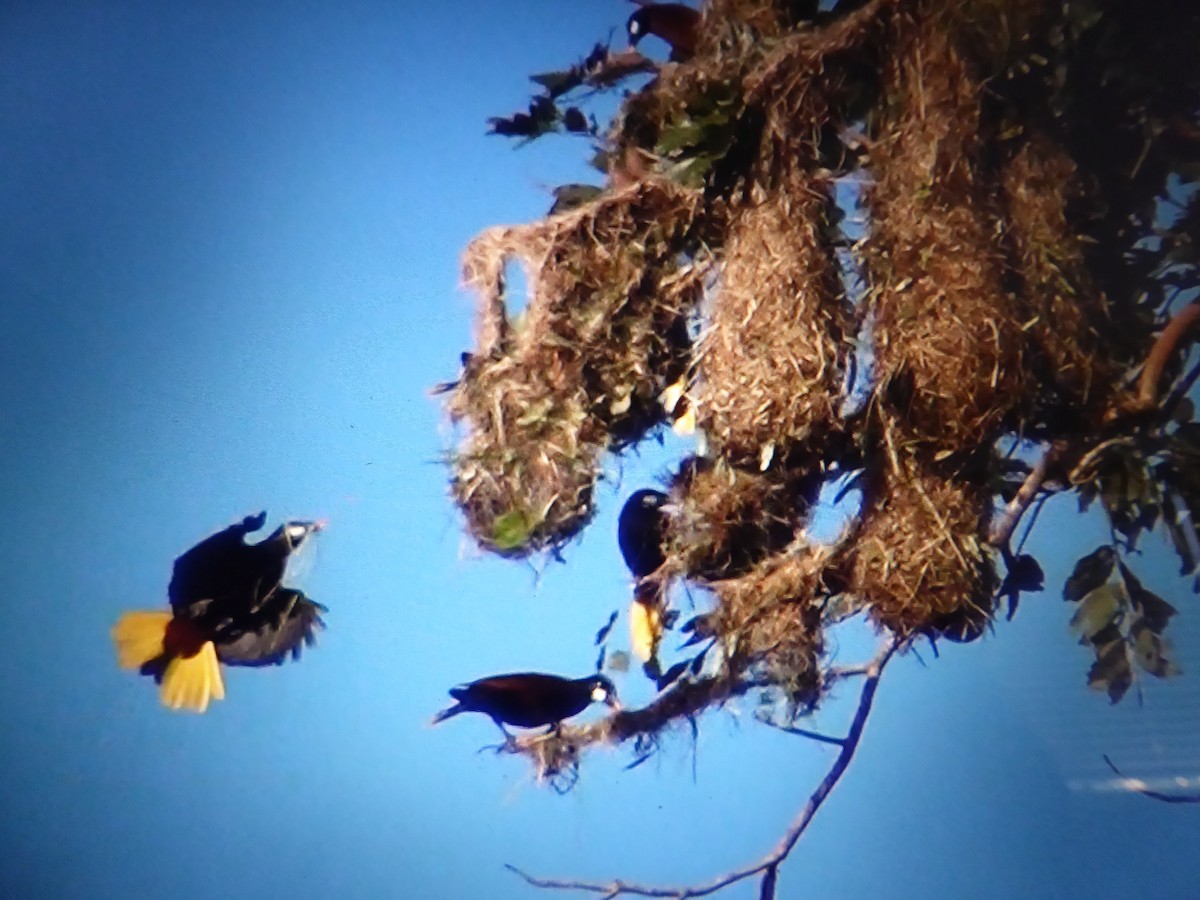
[443,0,1184,750]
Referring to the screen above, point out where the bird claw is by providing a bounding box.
[478,738,518,756]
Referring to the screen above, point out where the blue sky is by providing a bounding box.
[2,2,1197,898]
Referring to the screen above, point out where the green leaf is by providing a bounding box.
[655,119,706,156]
[1063,546,1117,601]
[1069,584,1123,641]
[490,509,535,551]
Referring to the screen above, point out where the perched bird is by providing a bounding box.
[618,489,670,578]
[431,672,619,738]
[626,3,702,62]
[618,490,672,664]
[112,512,327,713]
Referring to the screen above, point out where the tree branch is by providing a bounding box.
[1103,754,1200,804]
[507,637,901,899]
[987,442,1065,550]
[1136,301,1200,411]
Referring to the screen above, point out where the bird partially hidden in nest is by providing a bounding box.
[430,672,620,743]
[626,2,702,62]
[618,489,673,671]
[111,511,327,713]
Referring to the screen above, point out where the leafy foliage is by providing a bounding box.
[1062,547,1180,703]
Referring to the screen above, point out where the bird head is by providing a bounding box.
[278,520,326,549]
[589,674,621,710]
[626,10,647,46]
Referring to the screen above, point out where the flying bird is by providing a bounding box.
[112,512,327,713]
[626,3,702,62]
[431,672,620,739]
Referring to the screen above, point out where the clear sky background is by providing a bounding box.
[2,2,1197,898]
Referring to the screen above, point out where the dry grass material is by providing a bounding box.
[695,0,810,58]
[852,432,996,635]
[865,5,1029,449]
[663,456,819,582]
[447,181,707,556]
[709,542,837,704]
[694,182,847,466]
[999,129,1117,418]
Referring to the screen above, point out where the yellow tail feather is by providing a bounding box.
[112,611,172,670]
[160,641,226,714]
[630,598,663,663]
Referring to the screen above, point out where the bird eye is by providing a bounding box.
[629,20,640,34]
[286,524,308,540]
[591,685,608,702]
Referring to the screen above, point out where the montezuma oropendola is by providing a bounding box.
[112,511,327,712]
[431,672,620,739]
[627,3,702,62]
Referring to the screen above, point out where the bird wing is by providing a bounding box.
[168,524,255,615]
[214,588,326,667]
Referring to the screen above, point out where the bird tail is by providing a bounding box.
[111,611,226,713]
[429,703,464,726]
[112,610,173,670]
[159,641,225,713]
[630,587,665,664]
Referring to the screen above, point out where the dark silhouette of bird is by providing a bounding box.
[112,512,327,713]
[618,489,670,578]
[431,672,619,738]
[626,3,702,62]
[618,489,673,665]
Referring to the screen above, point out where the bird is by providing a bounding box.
[618,489,672,665]
[618,489,670,579]
[111,512,327,713]
[431,672,620,739]
[626,3,702,62]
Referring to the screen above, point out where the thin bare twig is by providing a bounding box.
[988,442,1065,549]
[507,637,901,899]
[757,718,846,746]
[1103,754,1200,804]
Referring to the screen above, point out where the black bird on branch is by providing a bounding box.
[431,672,620,740]
[112,511,327,712]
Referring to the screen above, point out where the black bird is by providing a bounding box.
[618,489,670,579]
[431,672,619,738]
[112,511,327,712]
[618,490,672,665]
[626,3,702,62]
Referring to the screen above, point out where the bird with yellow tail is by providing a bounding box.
[112,511,327,713]
[618,490,672,669]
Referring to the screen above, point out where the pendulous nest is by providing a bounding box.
[448,181,707,556]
